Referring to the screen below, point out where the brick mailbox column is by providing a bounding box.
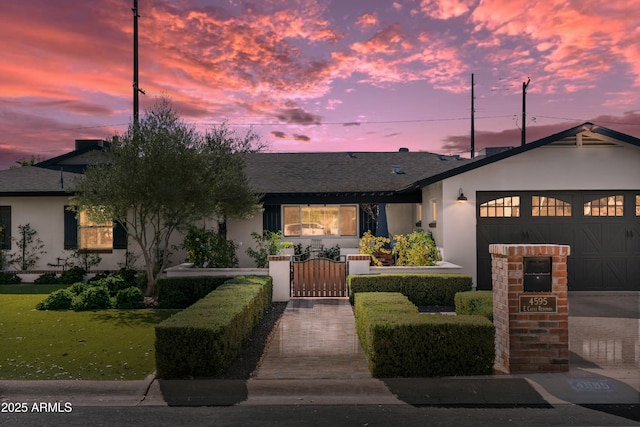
[489,244,570,374]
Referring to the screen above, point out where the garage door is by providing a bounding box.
[477,191,640,291]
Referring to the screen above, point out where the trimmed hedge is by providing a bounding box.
[348,274,472,306]
[157,276,231,309]
[355,292,494,378]
[154,275,273,379]
[455,290,493,321]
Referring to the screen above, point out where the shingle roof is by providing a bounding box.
[243,151,473,194]
[0,166,80,196]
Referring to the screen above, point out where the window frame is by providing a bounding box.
[282,204,358,237]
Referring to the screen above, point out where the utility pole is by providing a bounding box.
[521,77,530,146]
[471,73,475,158]
[132,0,145,127]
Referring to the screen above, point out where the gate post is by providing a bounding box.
[347,254,371,275]
[489,244,570,374]
[269,255,291,302]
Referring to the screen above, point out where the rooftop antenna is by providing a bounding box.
[521,77,530,146]
[132,0,145,127]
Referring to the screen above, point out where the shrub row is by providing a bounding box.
[0,272,21,284]
[348,274,472,306]
[35,275,144,311]
[455,290,493,321]
[354,292,495,377]
[154,275,273,379]
[156,276,231,309]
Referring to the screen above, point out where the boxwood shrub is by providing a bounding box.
[155,275,272,379]
[114,286,144,309]
[71,285,112,311]
[157,276,231,309]
[355,292,494,378]
[348,274,472,306]
[36,288,74,310]
[455,290,493,321]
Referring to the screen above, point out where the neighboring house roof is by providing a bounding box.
[35,139,110,173]
[0,166,80,196]
[244,151,473,195]
[399,122,640,192]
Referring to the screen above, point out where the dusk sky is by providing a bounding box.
[2,0,640,170]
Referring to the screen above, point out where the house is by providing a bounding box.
[408,122,640,292]
[1,123,639,293]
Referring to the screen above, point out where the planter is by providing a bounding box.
[164,263,268,278]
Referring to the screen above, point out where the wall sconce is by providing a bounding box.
[456,188,468,203]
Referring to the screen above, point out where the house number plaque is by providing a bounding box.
[519,295,557,313]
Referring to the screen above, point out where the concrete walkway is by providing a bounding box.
[241,298,404,405]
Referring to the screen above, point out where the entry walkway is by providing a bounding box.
[241,298,404,405]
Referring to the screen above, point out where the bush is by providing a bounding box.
[68,281,88,295]
[87,273,109,283]
[392,230,441,266]
[455,290,493,321]
[348,274,472,306]
[0,272,22,284]
[157,276,230,309]
[246,230,288,268]
[359,231,390,266]
[354,292,495,377]
[34,273,59,284]
[114,286,144,309]
[155,276,273,379]
[90,275,129,297]
[117,268,139,287]
[183,226,239,268]
[58,266,85,284]
[71,286,112,311]
[36,288,74,310]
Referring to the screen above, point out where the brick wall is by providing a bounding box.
[489,244,570,373]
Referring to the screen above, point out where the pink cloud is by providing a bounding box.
[356,13,379,30]
[420,0,475,19]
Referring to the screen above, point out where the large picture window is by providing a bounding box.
[283,205,357,237]
[79,209,113,250]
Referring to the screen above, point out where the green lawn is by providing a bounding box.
[0,285,178,380]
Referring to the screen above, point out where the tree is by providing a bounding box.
[73,98,262,300]
[10,155,45,169]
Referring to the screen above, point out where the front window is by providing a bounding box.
[79,209,113,249]
[283,205,357,237]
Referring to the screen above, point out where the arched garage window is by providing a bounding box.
[479,196,520,217]
[583,195,624,217]
[532,196,572,217]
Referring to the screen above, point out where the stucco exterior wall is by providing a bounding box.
[0,196,136,272]
[438,144,640,287]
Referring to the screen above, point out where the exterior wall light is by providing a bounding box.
[456,188,468,203]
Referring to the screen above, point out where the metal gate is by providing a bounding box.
[292,257,347,297]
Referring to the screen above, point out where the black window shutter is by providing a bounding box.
[113,221,128,249]
[64,207,78,250]
[262,205,281,233]
[0,206,11,250]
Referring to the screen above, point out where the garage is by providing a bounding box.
[477,190,640,291]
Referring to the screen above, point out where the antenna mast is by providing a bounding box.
[471,73,475,158]
[521,77,530,146]
[132,0,145,127]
